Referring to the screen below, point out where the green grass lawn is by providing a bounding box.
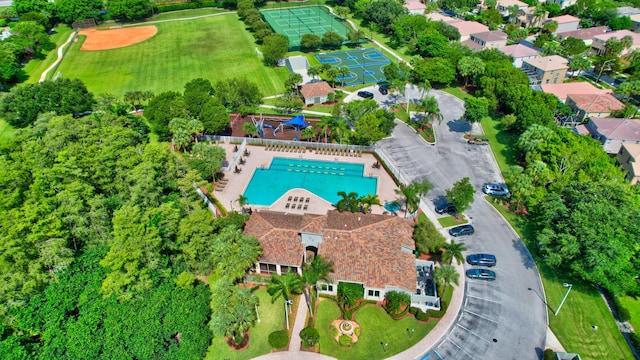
[437,215,468,228]
[480,114,519,174]
[488,199,634,359]
[147,8,229,22]
[316,300,437,360]
[57,14,288,97]
[617,296,640,331]
[22,24,75,84]
[0,119,16,145]
[441,86,471,101]
[205,289,285,360]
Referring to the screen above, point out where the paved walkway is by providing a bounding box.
[39,31,77,82]
[289,296,308,352]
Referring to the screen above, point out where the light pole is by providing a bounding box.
[285,300,294,330]
[229,200,233,212]
[554,283,572,316]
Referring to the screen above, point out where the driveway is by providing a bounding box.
[375,88,547,359]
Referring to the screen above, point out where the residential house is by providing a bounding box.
[556,26,608,46]
[0,27,10,41]
[244,210,441,311]
[539,82,612,102]
[496,0,527,17]
[566,94,625,121]
[404,0,426,15]
[547,15,580,34]
[448,20,489,41]
[425,12,457,23]
[522,55,569,85]
[462,30,508,50]
[300,81,334,106]
[616,6,640,17]
[499,44,540,68]
[583,117,640,154]
[630,14,640,33]
[617,143,640,184]
[591,30,640,55]
[546,0,577,10]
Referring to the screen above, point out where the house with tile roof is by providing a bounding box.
[547,0,577,9]
[522,55,569,85]
[547,15,580,34]
[404,0,426,15]
[462,30,508,50]
[617,143,640,184]
[300,81,334,106]
[539,82,612,102]
[583,117,640,154]
[244,210,441,311]
[496,0,527,16]
[566,94,625,122]
[591,30,640,55]
[556,26,608,46]
[630,14,640,33]
[499,44,540,68]
[616,6,640,17]
[448,20,489,41]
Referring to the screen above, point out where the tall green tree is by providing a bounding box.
[445,177,475,213]
[267,272,305,303]
[395,179,433,216]
[262,34,289,66]
[189,143,226,181]
[442,240,468,265]
[144,91,188,140]
[434,264,459,296]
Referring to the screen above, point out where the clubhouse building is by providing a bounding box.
[244,210,441,311]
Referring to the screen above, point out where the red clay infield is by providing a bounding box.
[78,26,158,51]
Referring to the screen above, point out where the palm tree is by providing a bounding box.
[434,264,460,296]
[307,66,320,81]
[418,80,431,98]
[173,129,191,153]
[186,119,204,143]
[237,194,248,208]
[302,255,334,314]
[442,240,467,265]
[419,96,443,130]
[301,127,316,142]
[326,66,340,88]
[242,122,258,138]
[316,116,337,143]
[336,191,361,212]
[359,193,381,213]
[395,179,433,217]
[333,118,349,144]
[267,272,305,304]
[338,66,350,87]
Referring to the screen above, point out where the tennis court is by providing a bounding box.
[261,6,349,49]
[315,49,391,86]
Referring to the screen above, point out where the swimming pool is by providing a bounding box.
[243,158,377,206]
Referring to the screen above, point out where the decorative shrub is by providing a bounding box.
[354,327,361,336]
[428,300,448,319]
[543,348,555,360]
[300,327,320,347]
[331,325,338,337]
[268,330,289,350]
[414,308,429,321]
[339,334,352,346]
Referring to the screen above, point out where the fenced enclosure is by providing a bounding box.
[315,48,391,85]
[260,6,349,49]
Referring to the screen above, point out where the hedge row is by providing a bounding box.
[157,1,218,13]
[386,305,411,320]
[342,300,376,320]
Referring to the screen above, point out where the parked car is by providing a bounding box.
[468,137,489,145]
[466,268,496,281]
[466,253,497,267]
[357,90,374,99]
[482,184,509,196]
[449,224,474,237]
[435,202,457,214]
[379,85,388,95]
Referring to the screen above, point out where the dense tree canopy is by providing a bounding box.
[107,0,152,20]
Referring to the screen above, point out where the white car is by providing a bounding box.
[483,184,509,196]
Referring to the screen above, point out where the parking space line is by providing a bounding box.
[441,336,477,360]
[455,324,493,345]
[466,293,502,304]
[463,309,499,323]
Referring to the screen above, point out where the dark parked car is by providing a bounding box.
[482,184,509,196]
[357,90,374,99]
[466,268,496,281]
[379,85,388,95]
[466,253,497,267]
[435,202,457,214]
[449,224,474,237]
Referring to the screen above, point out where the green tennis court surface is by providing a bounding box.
[261,6,349,49]
[315,49,391,85]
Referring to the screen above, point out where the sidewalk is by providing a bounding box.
[288,296,308,352]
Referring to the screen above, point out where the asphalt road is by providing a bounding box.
[364,86,548,359]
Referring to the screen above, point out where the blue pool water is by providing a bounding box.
[243,158,377,206]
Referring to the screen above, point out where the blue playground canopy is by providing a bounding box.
[283,115,308,131]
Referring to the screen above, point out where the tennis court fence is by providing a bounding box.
[198,135,373,152]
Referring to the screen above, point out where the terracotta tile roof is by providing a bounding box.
[574,124,589,135]
[471,30,508,42]
[523,55,568,71]
[300,81,334,99]
[568,94,625,113]
[461,39,484,50]
[589,117,640,141]
[622,143,640,158]
[448,20,489,36]
[549,15,580,24]
[499,44,540,58]
[245,210,416,291]
[594,30,640,46]
[556,26,608,41]
[497,0,527,8]
[540,82,612,102]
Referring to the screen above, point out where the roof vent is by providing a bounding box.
[358,217,361,221]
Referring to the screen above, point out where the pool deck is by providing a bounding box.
[213,143,400,216]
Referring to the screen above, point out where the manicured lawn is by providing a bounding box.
[488,200,634,359]
[480,115,519,174]
[148,8,229,22]
[205,289,285,360]
[57,14,288,97]
[22,24,75,83]
[617,296,640,331]
[0,119,16,145]
[437,214,468,228]
[441,86,471,101]
[316,300,437,360]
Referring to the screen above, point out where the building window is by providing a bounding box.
[367,290,381,297]
[281,265,298,274]
[259,263,277,274]
[320,284,334,292]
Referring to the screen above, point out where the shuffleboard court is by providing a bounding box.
[315,49,391,86]
[261,6,349,49]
